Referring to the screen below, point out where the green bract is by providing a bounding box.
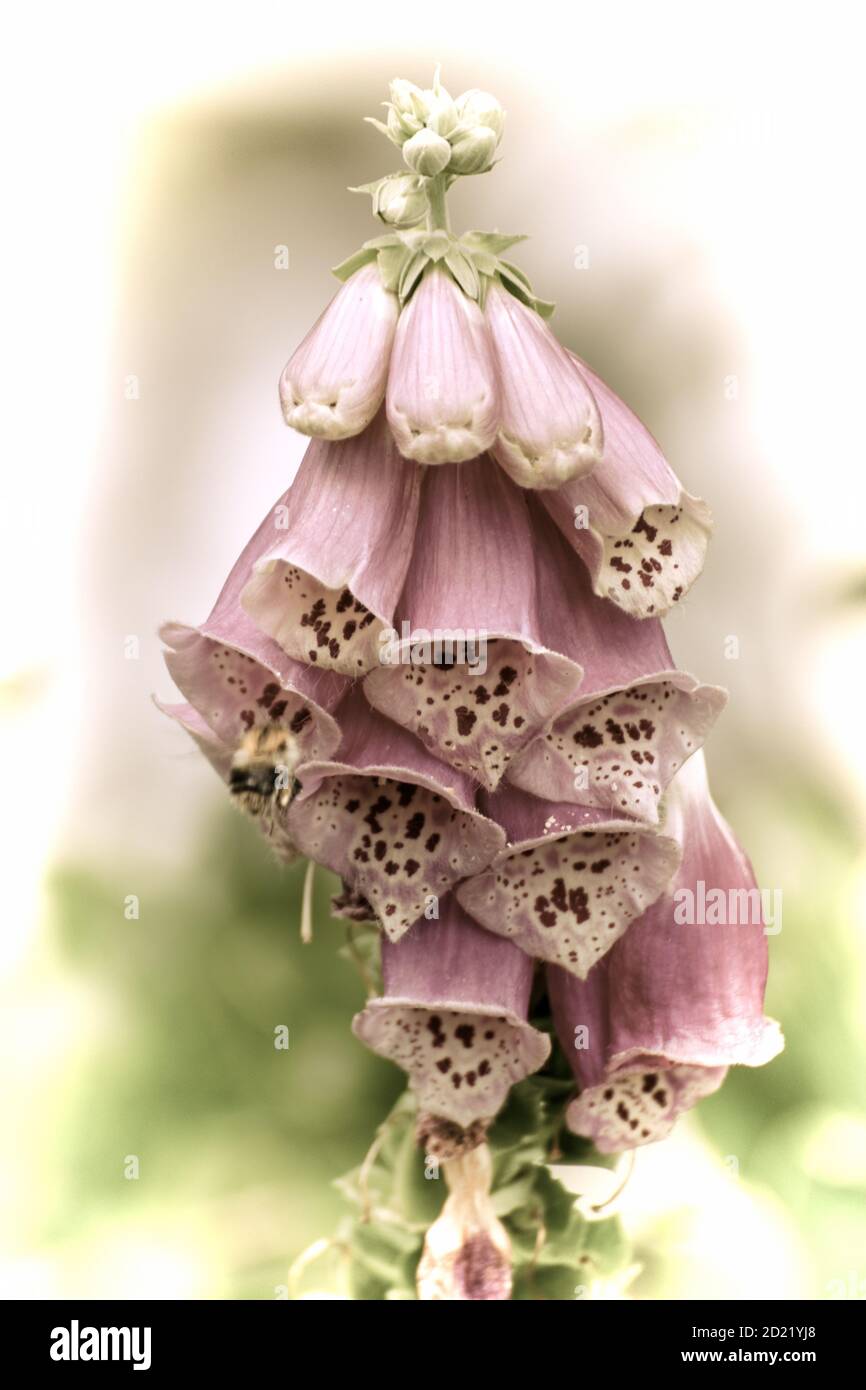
[332,229,555,318]
[328,1081,628,1301]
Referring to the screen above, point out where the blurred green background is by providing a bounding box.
[3,3,865,1299]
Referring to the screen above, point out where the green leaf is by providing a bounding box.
[512,1262,583,1301]
[488,1082,547,1149]
[533,1165,578,1234]
[578,1213,629,1277]
[392,1124,446,1228]
[348,1261,390,1301]
[490,1171,540,1217]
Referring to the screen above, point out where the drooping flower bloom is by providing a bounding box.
[540,359,712,617]
[385,267,500,464]
[363,455,582,789]
[484,279,603,487]
[504,500,726,822]
[240,411,423,677]
[416,1143,513,1301]
[353,893,549,1124]
[456,785,680,977]
[289,694,504,941]
[279,263,399,439]
[547,751,783,1152]
[158,489,346,852]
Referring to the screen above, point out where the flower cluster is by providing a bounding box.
[161,76,782,1299]
[369,72,505,181]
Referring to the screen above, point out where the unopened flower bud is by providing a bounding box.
[376,173,427,227]
[389,78,427,125]
[386,104,418,145]
[421,86,458,137]
[447,124,498,175]
[402,127,452,177]
[455,88,506,139]
[416,1145,512,1301]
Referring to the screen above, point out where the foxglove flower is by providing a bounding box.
[159,494,345,850]
[353,893,549,1124]
[289,693,504,941]
[548,752,783,1152]
[241,410,423,676]
[279,263,399,439]
[162,72,783,1299]
[505,500,726,822]
[485,279,603,488]
[385,267,500,464]
[457,785,680,977]
[541,360,712,617]
[416,1143,513,1301]
[363,455,581,789]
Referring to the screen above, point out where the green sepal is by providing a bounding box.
[377,245,412,293]
[497,261,556,318]
[445,247,481,299]
[332,220,555,315]
[363,115,397,144]
[462,230,529,256]
[331,245,378,282]
[398,250,429,302]
[362,232,406,250]
[420,230,452,262]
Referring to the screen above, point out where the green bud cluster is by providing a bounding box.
[365,69,505,188]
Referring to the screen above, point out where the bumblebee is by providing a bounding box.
[228,725,302,823]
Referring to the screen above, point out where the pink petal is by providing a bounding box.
[289,693,505,941]
[280,264,398,440]
[549,750,783,1152]
[363,457,582,790]
[386,269,500,464]
[161,475,348,719]
[505,501,726,822]
[161,620,342,757]
[353,893,550,1125]
[485,281,603,488]
[241,412,423,676]
[456,785,680,977]
[540,359,712,618]
[159,498,345,835]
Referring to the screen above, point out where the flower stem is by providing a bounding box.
[425,173,450,232]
